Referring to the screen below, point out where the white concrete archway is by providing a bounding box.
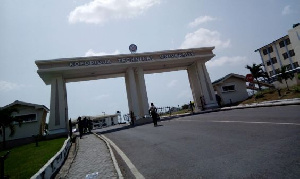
[36,47,218,134]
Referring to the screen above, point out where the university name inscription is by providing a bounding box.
[69,51,194,67]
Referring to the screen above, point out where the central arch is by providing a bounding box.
[35,47,218,134]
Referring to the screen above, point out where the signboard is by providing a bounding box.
[249,83,254,87]
[129,44,137,53]
[68,51,195,67]
[246,74,254,82]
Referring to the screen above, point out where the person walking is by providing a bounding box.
[149,103,158,127]
[130,111,135,127]
[78,117,83,139]
[189,101,194,114]
[215,94,222,107]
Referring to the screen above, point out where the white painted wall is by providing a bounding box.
[214,77,249,105]
[0,105,47,142]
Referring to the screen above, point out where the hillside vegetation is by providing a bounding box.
[240,85,300,105]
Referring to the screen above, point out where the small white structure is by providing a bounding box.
[0,100,49,142]
[91,114,119,129]
[72,113,120,130]
[212,74,249,106]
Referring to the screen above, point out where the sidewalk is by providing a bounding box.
[65,134,118,179]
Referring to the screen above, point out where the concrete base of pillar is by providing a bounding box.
[48,128,68,138]
[135,117,153,125]
[204,103,219,109]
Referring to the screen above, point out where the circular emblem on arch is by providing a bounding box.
[129,44,137,53]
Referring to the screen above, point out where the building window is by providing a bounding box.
[279,41,285,48]
[282,52,289,59]
[270,57,277,64]
[285,38,291,45]
[289,49,295,57]
[275,68,280,74]
[266,61,271,66]
[222,85,235,92]
[279,38,291,48]
[285,64,292,71]
[15,114,37,123]
[263,49,268,55]
[268,46,273,53]
[293,62,299,68]
[269,71,274,76]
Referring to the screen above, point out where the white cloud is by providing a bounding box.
[94,94,110,100]
[206,56,247,67]
[282,5,292,15]
[180,28,230,49]
[167,79,177,88]
[85,49,120,56]
[68,0,160,24]
[0,81,24,91]
[176,89,192,99]
[188,16,217,28]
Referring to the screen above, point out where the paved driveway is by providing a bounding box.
[96,105,300,178]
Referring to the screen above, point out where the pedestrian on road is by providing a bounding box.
[149,103,158,127]
[130,111,135,127]
[216,94,222,107]
[78,117,83,139]
[189,101,194,114]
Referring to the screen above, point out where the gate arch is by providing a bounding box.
[36,47,218,134]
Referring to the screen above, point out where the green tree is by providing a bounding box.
[245,63,265,91]
[0,107,22,149]
[277,66,294,90]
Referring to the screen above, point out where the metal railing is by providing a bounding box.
[123,106,182,122]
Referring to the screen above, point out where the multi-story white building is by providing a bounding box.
[255,23,300,88]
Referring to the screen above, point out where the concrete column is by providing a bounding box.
[196,61,218,109]
[273,43,283,67]
[187,64,203,111]
[125,67,140,118]
[135,67,149,117]
[48,76,68,134]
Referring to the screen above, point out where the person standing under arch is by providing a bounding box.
[149,103,158,127]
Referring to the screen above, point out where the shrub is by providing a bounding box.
[255,92,264,99]
[293,86,300,93]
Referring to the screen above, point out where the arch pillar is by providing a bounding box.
[48,76,68,134]
[187,61,218,111]
[187,64,203,111]
[135,67,149,117]
[125,67,141,118]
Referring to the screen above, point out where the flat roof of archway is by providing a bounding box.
[36,47,215,85]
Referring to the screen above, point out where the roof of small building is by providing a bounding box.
[212,73,246,85]
[1,100,49,112]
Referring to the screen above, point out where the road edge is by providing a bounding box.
[94,133,145,179]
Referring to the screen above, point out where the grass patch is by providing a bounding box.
[0,137,66,179]
[241,85,300,105]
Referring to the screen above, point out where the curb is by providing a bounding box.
[93,133,124,179]
[31,137,72,179]
[160,99,300,120]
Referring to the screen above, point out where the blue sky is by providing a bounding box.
[1,0,299,120]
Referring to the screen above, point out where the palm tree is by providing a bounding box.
[277,66,294,90]
[245,63,265,91]
[0,107,21,149]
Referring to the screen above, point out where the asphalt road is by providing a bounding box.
[96,105,300,179]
